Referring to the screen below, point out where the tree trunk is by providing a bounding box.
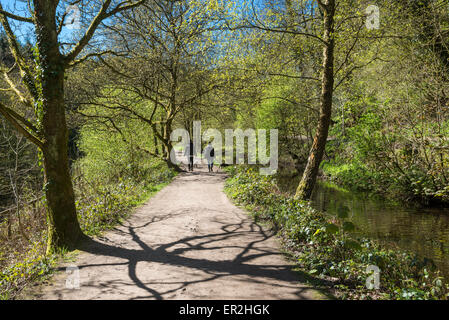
[163,117,183,172]
[34,0,82,253]
[6,210,11,239]
[154,129,159,155]
[295,0,335,200]
[160,116,167,158]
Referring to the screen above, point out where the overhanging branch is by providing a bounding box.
[0,102,43,149]
[0,8,33,23]
[64,0,147,65]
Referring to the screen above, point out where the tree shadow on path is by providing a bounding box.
[69,211,332,300]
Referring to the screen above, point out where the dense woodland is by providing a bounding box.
[0,0,449,300]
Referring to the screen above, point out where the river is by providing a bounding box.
[277,175,449,280]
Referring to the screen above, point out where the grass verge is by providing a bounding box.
[0,171,176,300]
[224,165,449,300]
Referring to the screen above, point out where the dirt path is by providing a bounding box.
[32,165,324,300]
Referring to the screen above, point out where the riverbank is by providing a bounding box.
[320,161,449,207]
[224,166,449,300]
[276,172,449,280]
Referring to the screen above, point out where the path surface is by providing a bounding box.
[33,165,323,300]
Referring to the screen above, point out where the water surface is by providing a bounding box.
[277,175,449,280]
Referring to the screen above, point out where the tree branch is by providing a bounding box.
[67,50,125,68]
[3,71,33,109]
[0,102,43,149]
[0,8,33,23]
[64,0,146,65]
[0,4,35,95]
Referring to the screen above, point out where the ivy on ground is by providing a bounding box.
[224,166,449,300]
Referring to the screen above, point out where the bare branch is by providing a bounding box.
[64,0,147,65]
[3,72,33,109]
[0,102,43,149]
[0,8,33,23]
[68,50,126,68]
[0,3,35,96]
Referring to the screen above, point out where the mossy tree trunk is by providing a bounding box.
[295,0,335,200]
[0,0,146,253]
[34,1,82,253]
[163,117,183,172]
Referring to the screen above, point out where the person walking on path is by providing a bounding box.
[204,142,215,172]
[184,140,194,171]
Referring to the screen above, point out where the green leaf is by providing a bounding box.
[337,205,350,219]
[343,221,355,232]
[344,239,362,251]
[325,223,339,234]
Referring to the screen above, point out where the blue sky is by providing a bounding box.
[0,0,34,42]
[0,0,81,44]
[0,0,269,48]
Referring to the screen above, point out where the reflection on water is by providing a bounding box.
[277,175,449,280]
